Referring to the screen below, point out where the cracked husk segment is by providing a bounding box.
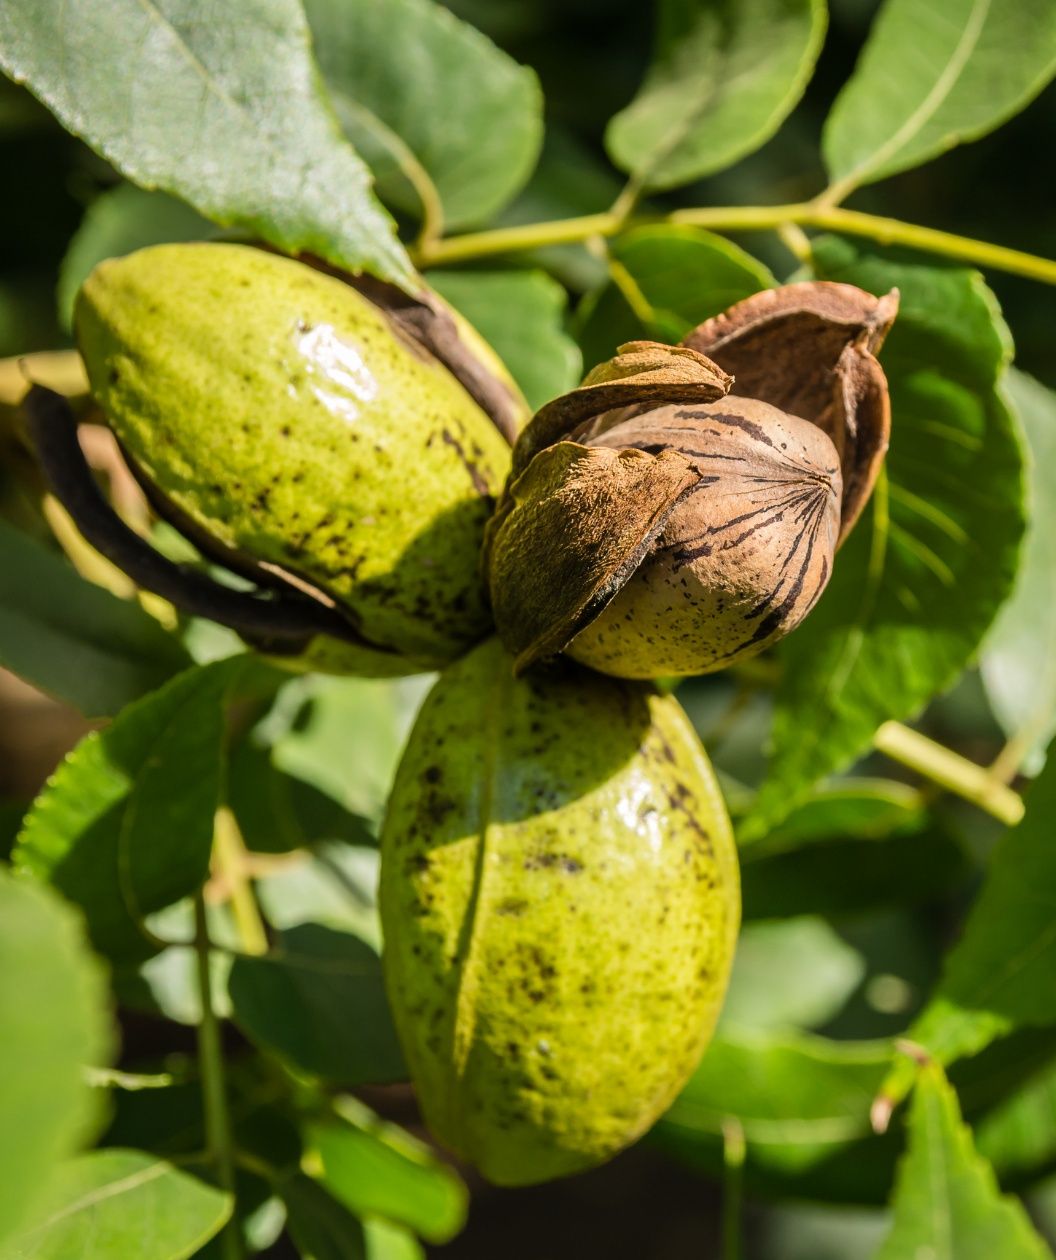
[75,242,511,669]
[379,638,740,1186]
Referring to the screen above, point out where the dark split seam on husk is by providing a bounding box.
[22,384,377,655]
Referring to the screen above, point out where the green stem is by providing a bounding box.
[801,205,1056,284]
[722,1117,746,1260]
[194,891,245,1260]
[411,211,624,266]
[873,721,1025,827]
[212,806,269,956]
[411,200,1056,287]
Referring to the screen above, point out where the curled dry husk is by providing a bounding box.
[49,242,529,676]
[379,637,740,1185]
[485,282,898,678]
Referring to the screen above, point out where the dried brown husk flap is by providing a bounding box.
[485,441,702,673]
[509,342,732,478]
[683,282,898,542]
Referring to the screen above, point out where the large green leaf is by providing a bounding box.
[655,1029,891,1177]
[884,743,1056,1102]
[13,659,249,960]
[0,875,110,1253]
[823,0,1056,197]
[0,1150,231,1260]
[426,269,581,410]
[0,520,189,718]
[58,185,212,330]
[743,238,1025,838]
[227,923,405,1084]
[875,1064,1052,1260]
[606,0,827,190]
[982,370,1056,772]
[310,1099,467,1243]
[304,0,541,232]
[0,0,413,286]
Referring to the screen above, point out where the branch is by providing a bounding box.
[412,200,1056,287]
[873,721,1025,827]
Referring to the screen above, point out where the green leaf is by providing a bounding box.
[281,1174,367,1260]
[227,734,375,855]
[656,1028,891,1176]
[721,918,864,1031]
[886,743,1056,1100]
[615,226,775,331]
[227,923,405,1084]
[254,844,382,947]
[310,1099,467,1243]
[576,225,773,371]
[875,1064,1052,1260]
[262,674,432,828]
[281,1174,424,1260]
[304,0,542,232]
[742,802,972,920]
[0,520,189,718]
[426,270,581,410]
[0,1149,231,1260]
[823,0,1056,196]
[13,659,248,959]
[0,874,110,1253]
[0,0,413,287]
[982,370,1056,772]
[605,0,827,190]
[745,779,926,853]
[743,238,1025,838]
[58,184,212,331]
[974,1054,1056,1183]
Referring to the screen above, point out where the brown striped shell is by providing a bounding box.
[484,283,896,680]
[566,398,841,677]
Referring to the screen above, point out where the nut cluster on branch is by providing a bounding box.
[485,283,898,678]
[23,247,898,1187]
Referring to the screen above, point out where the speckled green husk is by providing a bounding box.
[379,638,740,1186]
[74,242,513,673]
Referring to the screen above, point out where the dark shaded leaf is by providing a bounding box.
[228,923,405,1085]
[0,519,189,718]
